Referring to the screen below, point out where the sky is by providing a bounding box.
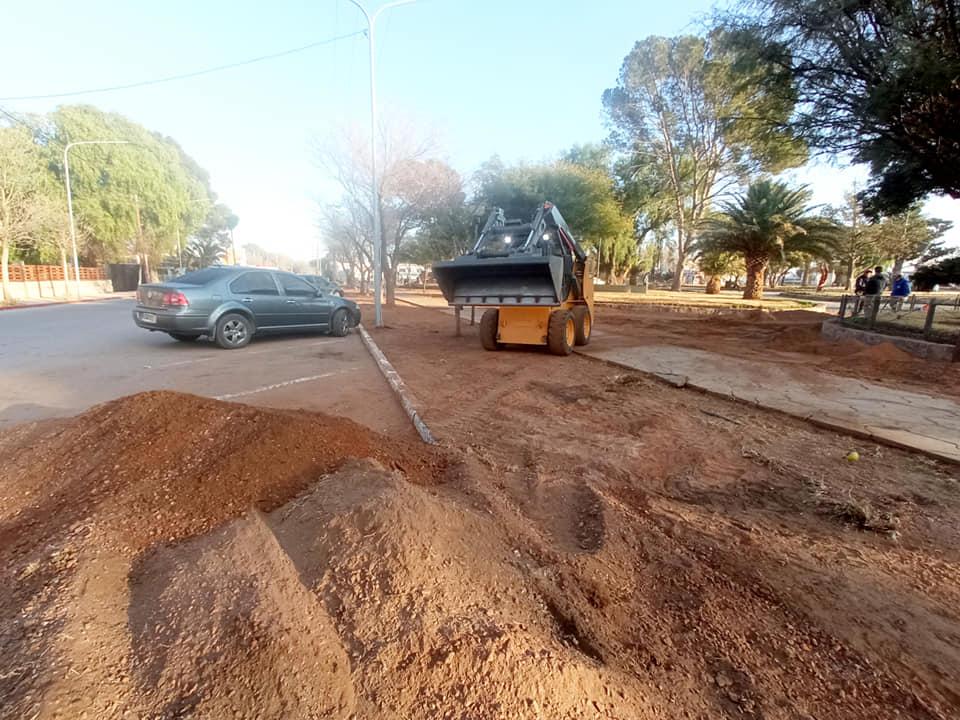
[2,0,958,261]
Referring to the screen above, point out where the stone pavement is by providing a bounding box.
[582,336,960,464]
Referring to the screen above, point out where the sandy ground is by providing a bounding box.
[1,304,959,719]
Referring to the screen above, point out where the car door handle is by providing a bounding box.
[242,297,254,303]
[285,299,297,304]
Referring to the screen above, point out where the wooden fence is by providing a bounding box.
[6,264,106,282]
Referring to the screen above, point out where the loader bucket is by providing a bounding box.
[433,255,565,307]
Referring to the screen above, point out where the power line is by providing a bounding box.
[0,29,365,101]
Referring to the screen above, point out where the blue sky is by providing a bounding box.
[3,0,957,260]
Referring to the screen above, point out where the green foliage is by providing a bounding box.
[185,235,229,269]
[47,105,218,267]
[697,250,744,277]
[603,33,805,288]
[697,179,839,298]
[474,157,635,278]
[911,256,960,291]
[722,0,960,214]
[0,125,68,297]
[871,206,952,270]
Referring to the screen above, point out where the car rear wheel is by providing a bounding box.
[329,309,350,337]
[168,332,201,342]
[215,313,253,349]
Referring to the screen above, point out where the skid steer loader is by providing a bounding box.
[432,202,593,356]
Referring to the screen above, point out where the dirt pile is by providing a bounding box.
[3,379,960,719]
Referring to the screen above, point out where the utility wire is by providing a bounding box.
[0,29,365,101]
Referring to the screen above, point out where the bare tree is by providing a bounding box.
[316,121,462,304]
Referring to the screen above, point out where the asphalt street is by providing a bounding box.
[0,299,413,436]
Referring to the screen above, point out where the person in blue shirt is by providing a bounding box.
[891,274,911,297]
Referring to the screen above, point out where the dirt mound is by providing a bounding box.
[851,341,916,364]
[0,391,446,559]
[2,381,958,719]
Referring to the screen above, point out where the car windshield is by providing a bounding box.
[171,268,227,285]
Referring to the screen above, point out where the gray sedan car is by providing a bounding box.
[133,266,361,349]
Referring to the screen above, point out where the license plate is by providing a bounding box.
[140,312,158,324]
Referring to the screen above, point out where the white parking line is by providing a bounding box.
[148,356,216,370]
[213,368,358,401]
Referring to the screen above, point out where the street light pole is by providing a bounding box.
[347,0,415,328]
[64,140,130,298]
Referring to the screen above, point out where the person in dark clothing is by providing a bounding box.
[863,266,887,295]
[891,274,911,298]
[854,269,872,295]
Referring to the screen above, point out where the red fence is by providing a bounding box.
[6,264,106,282]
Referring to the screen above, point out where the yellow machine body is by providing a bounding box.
[496,268,593,346]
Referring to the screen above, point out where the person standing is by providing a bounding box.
[890,274,911,313]
[854,268,872,295]
[864,266,887,295]
[891,274,911,298]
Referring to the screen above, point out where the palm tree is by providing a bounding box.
[185,235,229,269]
[697,180,839,299]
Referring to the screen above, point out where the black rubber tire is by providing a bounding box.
[329,308,350,337]
[572,306,592,346]
[479,309,501,351]
[214,312,253,349]
[547,309,575,356]
[168,333,201,342]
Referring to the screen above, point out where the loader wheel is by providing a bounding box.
[480,309,502,351]
[547,309,575,356]
[572,306,592,346]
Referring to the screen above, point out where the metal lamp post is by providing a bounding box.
[64,140,130,298]
[346,0,415,328]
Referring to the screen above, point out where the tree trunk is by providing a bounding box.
[384,268,396,306]
[816,265,828,291]
[743,256,767,300]
[670,255,685,291]
[892,257,905,277]
[1,237,10,302]
[843,258,855,292]
[801,262,810,286]
[705,275,721,294]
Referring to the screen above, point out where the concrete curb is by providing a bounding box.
[576,349,960,466]
[0,295,128,312]
[357,324,437,445]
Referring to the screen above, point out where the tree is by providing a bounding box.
[317,123,463,305]
[0,126,56,301]
[872,206,952,277]
[475,158,635,280]
[604,33,805,290]
[696,250,744,294]
[47,105,214,280]
[826,193,884,292]
[185,235,229,269]
[912,256,960,291]
[724,0,960,214]
[697,179,839,299]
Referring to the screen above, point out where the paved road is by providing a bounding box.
[0,299,413,436]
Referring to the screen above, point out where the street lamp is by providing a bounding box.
[64,140,130,298]
[346,0,416,328]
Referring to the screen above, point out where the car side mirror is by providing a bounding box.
[315,288,325,297]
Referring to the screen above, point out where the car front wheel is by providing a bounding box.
[215,313,253,349]
[329,309,350,337]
